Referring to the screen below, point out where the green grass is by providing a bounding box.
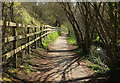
[73,48,85,58]
[87,64,110,74]
[42,32,59,49]
[24,63,33,73]
[67,37,77,46]
[67,37,86,59]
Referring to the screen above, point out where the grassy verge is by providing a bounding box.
[67,37,77,47]
[67,36,109,74]
[42,32,59,49]
[67,36,85,59]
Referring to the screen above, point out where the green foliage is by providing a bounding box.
[96,36,100,41]
[42,32,59,48]
[57,28,62,36]
[87,65,110,74]
[2,68,19,82]
[3,2,41,25]
[8,69,15,74]
[67,37,87,59]
[93,36,102,43]
[61,22,73,35]
[67,37,110,74]
[24,63,33,73]
[88,65,101,71]
[74,48,85,58]
[88,65,104,74]
[87,46,107,67]
[3,77,12,82]
[85,60,91,63]
[67,37,77,46]
[35,3,67,26]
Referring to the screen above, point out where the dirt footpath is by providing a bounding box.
[33,34,94,83]
[17,34,94,83]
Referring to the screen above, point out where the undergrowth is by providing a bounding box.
[67,36,110,74]
[67,37,77,47]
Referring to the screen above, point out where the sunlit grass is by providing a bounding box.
[67,37,77,46]
[87,65,110,74]
[42,32,59,49]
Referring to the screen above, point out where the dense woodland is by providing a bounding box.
[1,2,120,82]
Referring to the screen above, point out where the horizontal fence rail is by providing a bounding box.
[3,29,56,44]
[1,20,59,68]
[3,31,56,60]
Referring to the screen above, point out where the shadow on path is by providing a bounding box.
[14,34,95,83]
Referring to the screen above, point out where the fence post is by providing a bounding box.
[27,26,30,54]
[46,26,47,37]
[13,23,18,68]
[44,26,46,37]
[35,26,37,49]
[40,25,42,46]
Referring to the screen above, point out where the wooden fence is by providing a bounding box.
[1,21,58,68]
